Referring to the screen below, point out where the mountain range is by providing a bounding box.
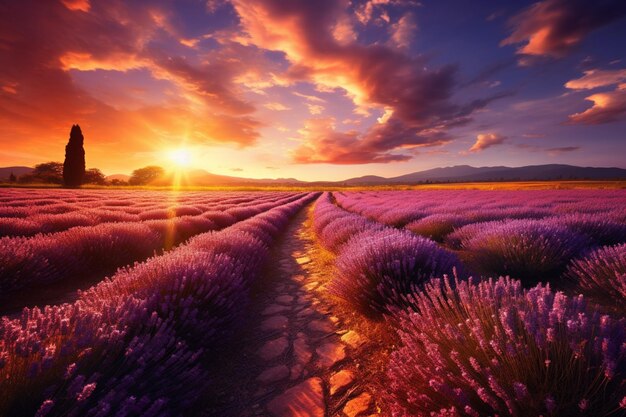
[341,164,626,185]
[0,166,33,180]
[2,164,625,185]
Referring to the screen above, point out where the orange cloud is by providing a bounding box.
[291,118,411,164]
[568,84,626,124]
[61,0,90,12]
[502,0,626,62]
[231,0,496,164]
[59,52,145,72]
[0,0,266,172]
[469,133,506,152]
[565,69,626,90]
[264,102,291,111]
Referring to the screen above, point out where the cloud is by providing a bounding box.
[390,12,417,49]
[230,0,500,164]
[565,68,626,124]
[565,69,626,90]
[264,102,291,111]
[0,0,265,159]
[306,103,325,115]
[468,133,506,152]
[547,146,580,154]
[501,0,626,62]
[522,133,545,139]
[516,143,581,155]
[568,84,626,124]
[61,0,91,12]
[290,118,411,164]
[460,58,515,88]
[293,92,326,103]
[291,117,452,164]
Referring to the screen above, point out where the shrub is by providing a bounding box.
[557,214,626,247]
[566,244,626,313]
[332,229,462,318]
[386,277,626,417]
[405,214,469,242]
[444,221,505,249]
[319,215,384,252]
[461,220,589,285]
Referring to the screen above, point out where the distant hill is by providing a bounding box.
[150,169,306,186]
[0,166,33,180]
[343,164,626,184]
[2,164,625,186]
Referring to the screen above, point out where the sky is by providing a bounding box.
[0,0,625,180]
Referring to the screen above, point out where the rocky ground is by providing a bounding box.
[202,205,387,417]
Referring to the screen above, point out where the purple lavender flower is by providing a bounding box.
[386,276,626,416]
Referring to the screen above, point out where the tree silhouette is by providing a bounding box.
[63,124,86,187]
[129,166,165,185]
[8,172,16,183]
[18,162,63,184]
[83,168,106,185]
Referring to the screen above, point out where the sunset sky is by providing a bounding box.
[1,0,625,180]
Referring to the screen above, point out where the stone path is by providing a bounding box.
[202,206,378,417]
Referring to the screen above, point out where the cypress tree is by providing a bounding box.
[63,124,86,187]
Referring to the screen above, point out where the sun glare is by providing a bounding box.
[169,148,192,167]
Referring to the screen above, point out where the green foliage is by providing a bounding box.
[129,166,165,185]
[83,168,106,185]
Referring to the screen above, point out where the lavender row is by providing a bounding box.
[334,191,626,286]
[312,193,626,415]
[313,192,463,318]
[335,190,626,223]
[0,189,275,210]
[0,193,318,416]
[0,191,291,237]
[334,190,626,245]
[0,193,306,296]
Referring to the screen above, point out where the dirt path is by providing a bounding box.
[202,205,380,417]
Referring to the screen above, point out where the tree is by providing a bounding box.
[8,172,16,183]
[63,124,86,187]
[83,168,106,185]
[129,166,165,185]
[19,162,64,184]
[109,178,128,186]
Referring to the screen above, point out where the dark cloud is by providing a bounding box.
[547,146,580,153]
[459,59,516,88]
[502,0,626,62]
[232,0,503,164]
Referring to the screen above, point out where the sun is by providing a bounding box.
[169,148,192,167]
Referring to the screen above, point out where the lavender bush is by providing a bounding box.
[566,244,626,314]
[461,220,589,285]
[332,228,462,318]
[405,214,469,242]
[556,213,626,247]
[386,276,626,416]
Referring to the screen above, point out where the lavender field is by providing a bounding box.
[1,189,625,417]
